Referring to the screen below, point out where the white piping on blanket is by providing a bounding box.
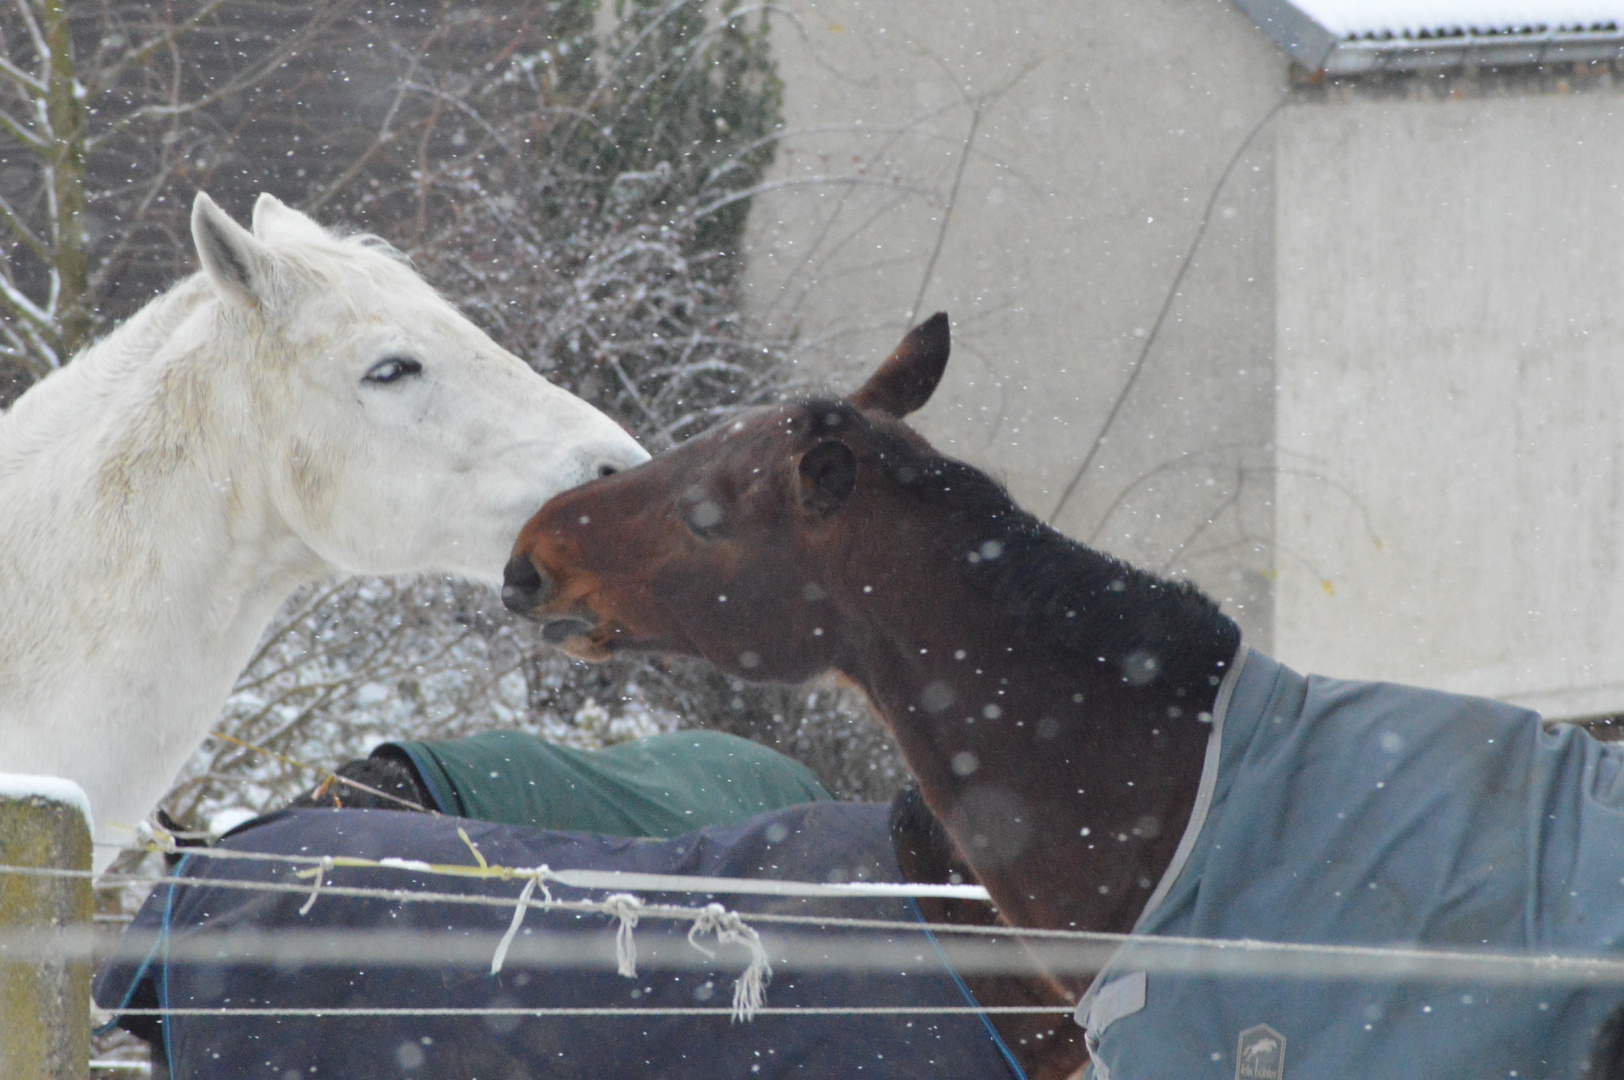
[1074,643,1252,1036]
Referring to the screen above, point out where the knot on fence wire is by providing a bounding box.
[688,901,772,1021]
[135,819,177,855]
[490,867,555,976]
[603,893,644,978]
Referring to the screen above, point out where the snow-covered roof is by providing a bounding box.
[1236,0,1624,74]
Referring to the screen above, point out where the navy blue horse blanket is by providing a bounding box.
[96,802,1022,1079]
[1083,648,1624,1079]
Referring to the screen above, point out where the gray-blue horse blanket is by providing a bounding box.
[1082,648,1624,1079]
[95,802,1024,1079]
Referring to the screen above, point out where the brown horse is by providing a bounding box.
[501,314,1229,1065]
[504,313,1231,949]
[504,316,1624,1077]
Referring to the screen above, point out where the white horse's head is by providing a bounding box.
[189,192,648,584]
[0,193,651,871]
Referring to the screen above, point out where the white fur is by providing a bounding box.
[0,193,648,870]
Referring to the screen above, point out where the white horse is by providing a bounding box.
[0,193,648,870]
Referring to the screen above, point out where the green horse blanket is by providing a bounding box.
[382,728,831,837]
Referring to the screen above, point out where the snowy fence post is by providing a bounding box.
[0,775,93,1080]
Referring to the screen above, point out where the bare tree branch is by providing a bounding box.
[0,47,42,91]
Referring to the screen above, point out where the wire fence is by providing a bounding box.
[9,834,1624,1014]
[10,813,1624,1080]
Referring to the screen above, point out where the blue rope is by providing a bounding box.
[91,852,190,1039]
[907,897,1029,1080]
[160,858,181,1070]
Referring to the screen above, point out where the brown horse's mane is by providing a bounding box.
[804,399,1242,695]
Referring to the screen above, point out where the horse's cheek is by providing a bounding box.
[284,439,338,525]
[649,562,711,621]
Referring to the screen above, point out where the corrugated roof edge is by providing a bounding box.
[1237,0,1624,74]
[1326,28,1624,73]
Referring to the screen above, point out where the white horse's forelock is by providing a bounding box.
[255,232,414,310]
[0,192,648,871]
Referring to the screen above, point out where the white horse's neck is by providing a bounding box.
[0,277,328,866]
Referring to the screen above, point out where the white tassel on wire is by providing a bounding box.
[603,893,644,978]
[687,902,772,1021]
[297,856,335,916]
[490,868,553,975]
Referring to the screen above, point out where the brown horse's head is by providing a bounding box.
[502,313,951,682]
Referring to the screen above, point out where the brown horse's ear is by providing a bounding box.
[798,439,858,515]
[847,312,950,418]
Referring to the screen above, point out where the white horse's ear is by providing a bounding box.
[250,193,329,244]
[191,192,279,311]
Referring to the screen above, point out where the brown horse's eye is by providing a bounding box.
[684,497,725,538]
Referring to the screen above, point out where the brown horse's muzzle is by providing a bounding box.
[503,553,601,641]
[503,550,606,651]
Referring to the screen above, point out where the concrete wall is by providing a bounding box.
[1274,91,1624,717]
[746,5,1624,716]
[745,0,1288,647]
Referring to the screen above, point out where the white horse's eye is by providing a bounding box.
[363,356,423,384]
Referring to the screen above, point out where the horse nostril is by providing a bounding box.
[597,463,618,479]
[501,554,553,613]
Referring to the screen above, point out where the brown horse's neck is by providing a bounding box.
[831,469,1238,953]
[892,788,1089,1078]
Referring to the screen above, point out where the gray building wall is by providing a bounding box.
[744,0,1286,647]
[745,3,1624,716]
[1275,90,1624,717]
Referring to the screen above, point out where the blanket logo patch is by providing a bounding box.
[1235,1024,1285,1080]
